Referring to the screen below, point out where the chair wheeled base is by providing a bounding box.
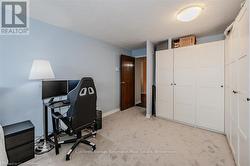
[54,130,97,161]
[65,136,96,161]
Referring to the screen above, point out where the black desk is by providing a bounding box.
[44,100,70,140]
[35,100,70,154]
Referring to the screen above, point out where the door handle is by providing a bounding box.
[232,90,238,94]
[220,85,224,88]
[247,98,250,101]
[121,82,126,84]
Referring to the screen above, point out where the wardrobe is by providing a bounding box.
[156,1,249,165]
[225,2,249,166]
[156,40,225,132]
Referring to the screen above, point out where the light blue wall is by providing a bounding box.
[0,19,130,136]
[197,33,225,44]
[131,48,146,57]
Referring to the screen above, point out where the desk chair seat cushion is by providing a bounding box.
[0,125,8,166]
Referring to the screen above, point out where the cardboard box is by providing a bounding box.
[179,35,196,47]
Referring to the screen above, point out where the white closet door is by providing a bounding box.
[196,41,225,132]
[225,37,231,140]
[230,61,239,161]
[225,64,231,139]
[237,3,249,59]
[230,25,240,63]
[225,34,232,65]
[238,56,249,166]
[156,49,174,119]
[237,4,249,166]
[174,46,196,125]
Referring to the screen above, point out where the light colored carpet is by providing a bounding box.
[23,107,235,166]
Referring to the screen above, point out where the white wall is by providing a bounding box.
[146,40,154,118]
[197,33,225,44]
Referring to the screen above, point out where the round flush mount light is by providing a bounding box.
[177,6,203,22]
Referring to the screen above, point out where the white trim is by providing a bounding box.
[102,108,120,118]
[135,101,141,105]
[146,113,151,119]
[224,21,234,36]
[156,116,225,135]
[135,55,146,58]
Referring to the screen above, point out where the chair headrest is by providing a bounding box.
[79,87,95,96]
[77,77,96,97]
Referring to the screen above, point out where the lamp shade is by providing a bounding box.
[29,60,55,80]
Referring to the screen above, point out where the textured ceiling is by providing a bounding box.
[31,0,242,49]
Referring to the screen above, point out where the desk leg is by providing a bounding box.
[44,104,48,141]
[35,104,54,155]
[51,109,59,155]
[51,108,59,134]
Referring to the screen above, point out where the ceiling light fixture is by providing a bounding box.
[177,6,203,22]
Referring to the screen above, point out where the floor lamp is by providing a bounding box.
[29,59,55,154]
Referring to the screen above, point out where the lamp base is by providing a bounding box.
[35,140,54,155]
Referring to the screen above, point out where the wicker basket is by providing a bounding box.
[179,35,196,47]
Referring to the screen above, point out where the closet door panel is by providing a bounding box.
[174,46,196,125]
[237,3,249,59]
[225,36,231,139]
[156,50,174,119]
[238,55,249,166]
[225,64,231,140]
[225,35,231,65]
[157,85,173,119]
[238,56,249,97]
[230,61,238,160]
[197,87,224,131]
[230,26,240,63]
[238,94,249,166]
[230,93,238,161]
[196,41,224,132]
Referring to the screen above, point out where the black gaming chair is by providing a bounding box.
[51,77,97,161]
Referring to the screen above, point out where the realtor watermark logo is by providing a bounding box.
[0,0,29,35]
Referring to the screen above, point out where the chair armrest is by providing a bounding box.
[52,112,64,119]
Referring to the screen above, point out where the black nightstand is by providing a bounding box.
[3,120,35,166]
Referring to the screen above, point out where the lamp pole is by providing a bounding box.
[29,60,55,154]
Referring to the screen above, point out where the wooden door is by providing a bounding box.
[120,55,135,111]
[142,57,147,94]
[156,49,174,119]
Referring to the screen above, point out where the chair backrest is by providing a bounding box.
[67,77,97,131]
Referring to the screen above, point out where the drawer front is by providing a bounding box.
[5,130,34,150]
[7,142,34,165]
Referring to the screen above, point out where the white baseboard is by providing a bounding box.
[135,101,141,105]
[102,108,120,118]
[156,116,225,134]
[146,113,151,119]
